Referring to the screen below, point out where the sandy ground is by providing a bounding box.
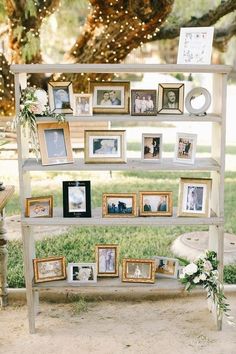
[0,296,236,354]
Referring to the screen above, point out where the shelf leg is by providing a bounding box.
[0,211,8,307]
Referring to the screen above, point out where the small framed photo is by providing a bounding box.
[25,196,53,218]
[62,181,91,218]
[48,81,73,114]
[84,130,126,164]
[67,263,97,284]
[122,259,156,284]
[174,132,197,165]
[73,93,93,116]
[95,244,119,277]
[142,133,162,162]
[37,122,73,166]
[89,81,130,114]
[178,177,212,217]
[33,256,66,283]
[152,256,179,279]
[157,83,184,115]
[102,193,137,218]
[139,191,173,217]
[131,90,157,116]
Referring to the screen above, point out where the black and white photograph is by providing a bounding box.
[139,191,173,216]
[103,193,137,217]
[158,83,184,114]
[67,263,97,284]
[48,81,73,113]
[73,93,93,116]
[153,256,179,279]
[96,244,119,277]
[122,259,155,283]
[131,90,157,116]
[44,129,67,158]
[63,181,91,217]
[142,134,162,162]
[174,133,197,164]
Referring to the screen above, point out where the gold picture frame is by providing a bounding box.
[25,196,53,218]
[33,256,66,283]
[102,193,137,218]
[122,259,156,283]
[139,191,173,216]
[157,83,184,114]
[95,244,119,277]
[48,81,73,114]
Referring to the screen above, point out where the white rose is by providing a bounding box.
[179,273,185,279]
[184,263,198,276]
[199,273,207,281]
[35,89,48,106]
[203,260,213,272]
[193,276,200,284]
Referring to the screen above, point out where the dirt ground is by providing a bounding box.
[1,295,236,354]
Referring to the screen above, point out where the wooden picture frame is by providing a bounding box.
[89,81,130,113]
[48,81,73,114]
[139,191,173,216]
[174,132,197,165]
[37,122,74,166]
[141,133,162,162]
[152,256,179,279]
[67,263,97,284]
[95,244,119,277]
[73,93,93,116]
[131,89,157,116]
[62,180,91,218]
[178,177,212,217]
[102,193,137,218]
[33,256,66,283]
[25,196,53,218]
[122,259,156,283]
[157,83,184,115]
[84,130,126,163]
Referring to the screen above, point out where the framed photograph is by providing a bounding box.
[25,196,53,218]
[95,244,119,277]
[139,191,173,217]
[62,180,91,218]
[122,259,156,284]
[84,130,126,164]
[178,177,212,217]
[174,132,197,165]
[177,27,214,65]
[48,81,73,114]
[102,193,137,218]
[157,83,184,115]
[37,122,73,166]
[152,256,179,279]
[89,81,130,113]
[142,133,162,162]
[67,263,97,284]
[73,93,93,116]
[33,256,66,283]
[131,90,157,116]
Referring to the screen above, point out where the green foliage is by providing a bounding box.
[24,0,37,19]
[13,26,24,42]
[224,265,236,284]
[7,240,25,288]
[71,297,88,315]
[0,0,6,23]
[21,33,40,61]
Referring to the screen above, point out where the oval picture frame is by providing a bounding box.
[185,87,211,116]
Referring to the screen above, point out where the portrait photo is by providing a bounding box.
[102,193,137,218]
[63,180,91,217]
[131,90,157,116]
[33,256,66,283]
[48,81,73,114]
[73,93,93,116]
[95,244,119,277]
[122,259,156,283]
[174,133,197,164]
[142,133,162,162]
[153,256,179,279]
[25,196,53,218]
[139,191,173,216]
[178,177,212,217]
[67,263,97,284]
[157,83,184,114]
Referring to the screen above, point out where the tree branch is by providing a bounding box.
[214,20,236,51]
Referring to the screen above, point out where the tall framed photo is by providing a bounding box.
[95,244,119,277]
[62,180,91,217]
[139,191,173,217]
[48,81,73,114]
[174,132,197,165]
[122,259,156,284]
[33,256,66,283]
[37,122,74,166]
[102,193,137,218]
[25,196,53,218]
[142,133,162,162]
[67,263,97,284]
[152,256,179,279]
[84,130,126,163]
[89,81,130,113]
[131,89,157,116]
[73,93,93,116]
[178,177,212,217]
[157,83,184,115]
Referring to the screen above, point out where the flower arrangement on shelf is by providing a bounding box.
[179,250,234,326]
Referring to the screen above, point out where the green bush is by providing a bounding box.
[224,265,236,284]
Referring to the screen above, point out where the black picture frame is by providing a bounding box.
[62,181,91,218]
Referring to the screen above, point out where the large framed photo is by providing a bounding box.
[95,244,119,277]
[142,133,162,162]
[67,263,97,284]
[73,93,93,117]
[152,256,179,279]
[89,81,130,113]
[48,81,73,114]
[37,122,73,166]
[33,256,66,283]
[157,83,184,115]
[84,130,126,164]
[131,89,157,116]
[178,177,212,217]
[62,180,91,218]
[25,196,53,218]
[102,193,137,218]
[122,259,156,284]
[139,191,173,217]
[174,132,197,165]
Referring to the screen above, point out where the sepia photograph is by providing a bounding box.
[103,193,137,217]
[142,133,162,162]
[174,133,197,164]
[122,259,156,283]
[153,256,179,279]
[63,181,91,217]
[67,263,97,283]
[131,90,157,116]
[73,93,93,116]
[25,196,53,218]
[95,244,119,277]
[157,83,184,114]
[139,191,173,216]
[33,256,66,283]
[48,81,73,114]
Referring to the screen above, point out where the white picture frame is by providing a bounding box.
[73,93,93,117]
[141,133,163,162]
[152,256,179,279]
[67,263,97,284]
[174,132,197,165]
